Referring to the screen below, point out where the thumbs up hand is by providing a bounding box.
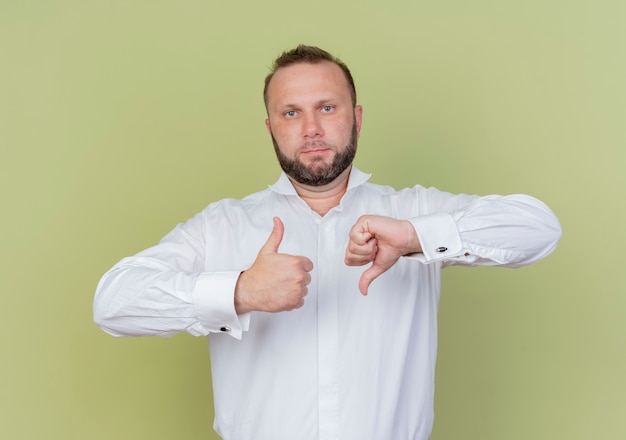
[234,217,314,314]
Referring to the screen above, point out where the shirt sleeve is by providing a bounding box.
[93,212,250,340]
[406,188,562,268]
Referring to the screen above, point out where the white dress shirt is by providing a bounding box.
[94,167,561,440]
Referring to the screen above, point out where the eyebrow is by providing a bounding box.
[278,98,336,110]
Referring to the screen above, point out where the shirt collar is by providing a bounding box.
[268,166,371,195]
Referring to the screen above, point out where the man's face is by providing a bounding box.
[265,61,362,186]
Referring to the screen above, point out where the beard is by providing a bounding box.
[271,119,358,187]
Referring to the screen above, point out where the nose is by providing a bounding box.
[302,112,324,139]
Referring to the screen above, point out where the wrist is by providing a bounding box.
[234,271,252,314]
[402,220,423,255]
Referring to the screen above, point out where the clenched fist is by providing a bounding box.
[234,217,314,313]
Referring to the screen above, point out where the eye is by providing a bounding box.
[284,110,297,118]
[321,105,334,113]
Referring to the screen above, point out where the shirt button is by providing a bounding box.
[436,247,448,253]
[219,326,231,332]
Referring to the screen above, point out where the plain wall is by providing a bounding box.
[1,0,624,439]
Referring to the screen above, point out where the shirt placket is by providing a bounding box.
[316,213,340,440]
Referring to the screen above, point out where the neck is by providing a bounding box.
[289,166,352,216]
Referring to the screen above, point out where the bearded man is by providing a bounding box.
[94,45,561,440]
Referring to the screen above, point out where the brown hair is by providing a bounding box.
[263,44,357,109]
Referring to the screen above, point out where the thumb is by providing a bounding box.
[260,217,284,254]
[358,264,386,296]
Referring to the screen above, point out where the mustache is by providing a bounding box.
[300,140,331,149]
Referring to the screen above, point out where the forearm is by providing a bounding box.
[94,259,205,337]
[410,193,562,267]
[94,257,248,338]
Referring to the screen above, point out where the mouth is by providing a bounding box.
[302,148,329,154]
[300,142,332,154]
[300,148,332,161]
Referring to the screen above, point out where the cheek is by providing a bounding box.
[332,119,352,142]
[270,120,296,140]
[270,123,300,153]
[336,120,349,132]
[272,125,289,140]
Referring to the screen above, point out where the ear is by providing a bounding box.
[354,105,363,138]
[264,118,272,135]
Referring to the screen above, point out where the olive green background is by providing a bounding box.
[1,1,624,439]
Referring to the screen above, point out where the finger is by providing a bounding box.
[348,227,373,246]
[294,296,306,309]
[302,272,311,287]
[345,252,375,266]
[345,241,377,266]
[261,217,284,254]
[299,256,314,273]
[358,264,386,296]
[346,237,376,255]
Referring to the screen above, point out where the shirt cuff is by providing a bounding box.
[407,212,463,263]
[192,271,251,340]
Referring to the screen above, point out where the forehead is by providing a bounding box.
[266,61,351,108]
